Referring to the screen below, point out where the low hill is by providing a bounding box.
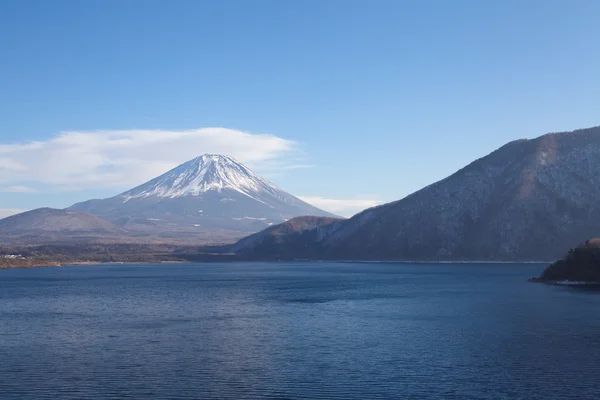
[531,239,600,283]
[228,216,344,259]
[0,208,124,244]
[0,208,120,233]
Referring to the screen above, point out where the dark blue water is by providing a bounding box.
[1,262,599,399]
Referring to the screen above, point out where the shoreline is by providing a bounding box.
[528,278,600,287]
[1,258,550,271]
[0,259,191,270]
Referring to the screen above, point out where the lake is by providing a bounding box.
[1,262,599,399]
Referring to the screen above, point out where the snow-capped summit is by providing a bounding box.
[68,154,337,242]
[121,154,283,202]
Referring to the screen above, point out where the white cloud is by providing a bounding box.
[0,128,299,191]
[298,196,380,217]
[0,186,37,193]
[0,158,25,170]
[0,208,27,219]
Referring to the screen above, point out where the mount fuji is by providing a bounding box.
[67,154,337,242]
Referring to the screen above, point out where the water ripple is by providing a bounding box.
[0,262,599,399]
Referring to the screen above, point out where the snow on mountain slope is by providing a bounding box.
[68,155,337,241]
[121,154,285,203]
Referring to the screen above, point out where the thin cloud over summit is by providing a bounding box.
[0,128,376,216]
[0,128,298,191]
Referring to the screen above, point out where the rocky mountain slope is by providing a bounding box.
[68,154,336,241]
[229,126,600,261]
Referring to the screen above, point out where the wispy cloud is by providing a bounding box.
[0,186,38,193]
[0,208,27,219]
[0,128,300,191]
[0,158,25,170]
[298,196,380,217]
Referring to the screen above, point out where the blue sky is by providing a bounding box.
[1,0,599,217]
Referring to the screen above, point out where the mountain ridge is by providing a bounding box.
[225,125,600,261]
